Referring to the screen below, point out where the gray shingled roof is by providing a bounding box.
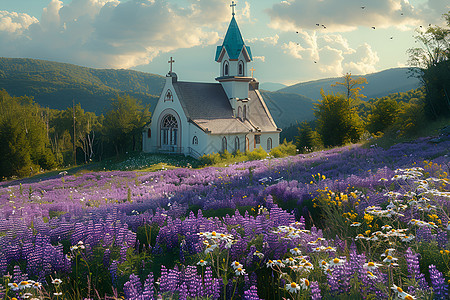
[172,80,278,134]
[172,82,233,119]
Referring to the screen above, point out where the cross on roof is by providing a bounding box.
[250,67,255,78]
[168,57,175,73]
[230,1,236,16]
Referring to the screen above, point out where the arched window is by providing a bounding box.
[224,61,229,76]
[164,89,173,102]
[238,60,244,76]
[161,114,178,146]
[147,128,151,138]
[222,136,227,153]
[192,136,198,145]
[267,137,272,151]
[237,106,242,119]
[243,105,247,119]
[235,137,240,152]
[245,137,249,151]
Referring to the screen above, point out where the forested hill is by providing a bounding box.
[0,57,165,113]
[278,67,421,101]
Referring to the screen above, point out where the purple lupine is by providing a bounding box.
[310,281,322,300]
[405,248,429,291]
[142,272,155,300]
[429,264,448,300]
[123,273,143,300]
[243,285,260,300]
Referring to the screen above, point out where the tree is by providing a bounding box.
[0,90,56,178]
[408,11,450,118]
[314,89,364,147]
[331,72,368,103]
[295,121,321,153]
[103,95,151,157]
[366,97,400,134]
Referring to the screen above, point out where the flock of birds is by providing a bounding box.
[293,5,433,64]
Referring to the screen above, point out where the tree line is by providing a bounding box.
[296,11,449,152]
[0,92,150,179]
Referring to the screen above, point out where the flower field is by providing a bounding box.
[0,137,449,299]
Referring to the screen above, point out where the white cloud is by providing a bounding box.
[0,11,38,34]
[253,56,265,62]
[248,34,279,46]
[0,0,230,69]
[267,0,424,33]
[281,31,379,76]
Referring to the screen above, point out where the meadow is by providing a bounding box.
[0,136,449,300]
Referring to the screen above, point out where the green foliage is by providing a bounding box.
[366,97,400,134]
[408,11,450,119]
[103,95,151,156]
[314,90,364,147]
[270,139,297,158]
[0,90,56,178]
[295,121,323,153]
[247,146,268,160]
[331,72,368,101]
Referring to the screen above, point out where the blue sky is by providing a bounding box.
[0,0,448,85]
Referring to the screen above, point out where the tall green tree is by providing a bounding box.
[408,11,450,119]
[296,121,322,153]
[103,95,151,156]
[331,72,368,103]
[0,90,56,178]
[314,89,364,147]
[366,97,400,134]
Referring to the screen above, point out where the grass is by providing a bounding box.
[363,117,450,149]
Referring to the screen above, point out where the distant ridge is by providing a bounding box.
[0,57,165,113]
[278,67,421,101]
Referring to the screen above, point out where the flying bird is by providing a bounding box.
[372,26,376,29]
[361,6,365,9]
[316,24,320,26]
[390,37,393,39]
[296,31,298,33]
[401,13,404,16]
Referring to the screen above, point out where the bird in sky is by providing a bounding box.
[372,26,376,29]
[390,37,393,39]
[361,6,365,9]
[316,24,320,26]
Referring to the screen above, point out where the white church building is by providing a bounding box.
[142,4,281,158]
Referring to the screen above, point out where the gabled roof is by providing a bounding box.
[171,81,278,134]
[215,16,252,62]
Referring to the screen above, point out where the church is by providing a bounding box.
[142,3,281,158]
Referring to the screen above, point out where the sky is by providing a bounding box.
[0,0,448,86]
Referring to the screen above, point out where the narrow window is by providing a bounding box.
[235,137,240,152]
[243,105,247,119]
[254,135,261,148]
[237,106,242,119]
[192,136,198,145]
[238,61,244,76]
[224,61,229,76]
[147,128,151,138]
[267,137,272,151]
[246,137,249,151]
[222,136,227,152]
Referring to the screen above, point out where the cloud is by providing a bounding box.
[267,0,424,32]
[253,56,265,62]
[281,31,379,76]
[0,0,233,69]
[248,34,279,46]
[0,11,38,34]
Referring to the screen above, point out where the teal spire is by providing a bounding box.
[215,16,252,62]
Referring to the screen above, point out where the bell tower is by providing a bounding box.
[215,1,253,111]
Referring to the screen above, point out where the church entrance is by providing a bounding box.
[160,114,179,152]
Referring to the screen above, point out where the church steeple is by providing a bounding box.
[215,2,252,77]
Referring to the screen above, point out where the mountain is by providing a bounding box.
[261,90,315,128]
[0,57,165,113]
[278,68,421,101]
[259,82,287,91]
